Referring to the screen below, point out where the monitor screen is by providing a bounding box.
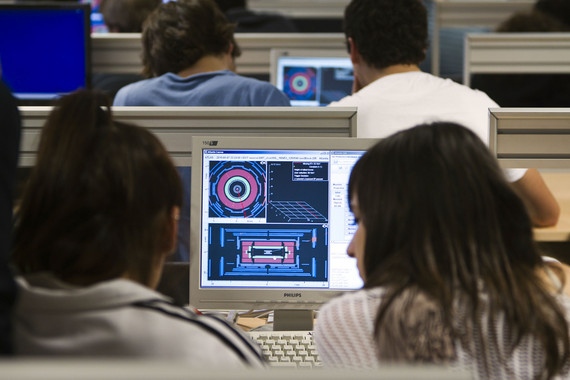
[190,136,377,327]
[0,3,91,104]
[271,49,353,107]
[80,0,108,33]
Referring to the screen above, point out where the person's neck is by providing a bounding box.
[362,63,421,87]
[177,54,234,78]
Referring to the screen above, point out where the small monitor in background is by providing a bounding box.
[271,49,353,107]
[0,3,91,105]
[80,0,108,33]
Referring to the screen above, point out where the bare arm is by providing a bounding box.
[510,168,560,227]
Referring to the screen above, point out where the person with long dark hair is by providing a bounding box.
[11,90,264,367]
[314,122,570,379]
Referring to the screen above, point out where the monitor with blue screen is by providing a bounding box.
[271,49,353,107]
[0,3,91,104]
[190,136,376,329]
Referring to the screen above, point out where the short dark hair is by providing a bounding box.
[100,0,161,33]
[213,0,246,13]
[497,9,570,32]
[13,90,183,287]
[142,0,241,77]
[535,0,570,27]
[343,0,428,69]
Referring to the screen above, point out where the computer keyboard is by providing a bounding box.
[248,330,322,368]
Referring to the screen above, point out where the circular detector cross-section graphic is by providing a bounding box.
[209,161,266,218]
[283,66,317,101]
[218,169,257,209]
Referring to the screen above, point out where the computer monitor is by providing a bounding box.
[80,0,108,33]
[0,3,91,104]
[270,48,353,107]
[190,135,377,330]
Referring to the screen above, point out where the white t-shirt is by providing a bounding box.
[330,71,526,182]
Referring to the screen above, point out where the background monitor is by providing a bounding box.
[80,0,108,33]
[190,135,377,329]
[270,48,353,107]
[0,3,91,104]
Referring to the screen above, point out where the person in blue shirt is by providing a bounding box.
[113,0,290,106]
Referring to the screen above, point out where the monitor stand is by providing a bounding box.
[273,309,314,331]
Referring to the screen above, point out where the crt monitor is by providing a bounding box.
[270,48,353,107]
[0,3,91,104]
[190,136,377,329]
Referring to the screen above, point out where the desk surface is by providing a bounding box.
[534,172,570,242]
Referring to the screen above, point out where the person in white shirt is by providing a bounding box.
[11,90,264,367]
[329,0,560,227]
[314,122,570,379]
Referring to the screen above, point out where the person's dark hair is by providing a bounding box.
[100,0,161,33]
[12,90,183,287]
[141,0,242,77]
[496,9,570,32]
[213,0,246,13]
[348,122,569,378]
[343,0,427,69]
[535,0,570,28]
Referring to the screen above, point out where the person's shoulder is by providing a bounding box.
[319,288,383,318]
[124,300,264,366]
[328,95,357,107]
[113,77,158,106]
[232,74,290,105]
[418,72,499,107]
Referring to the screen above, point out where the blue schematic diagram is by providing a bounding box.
[207,223,328,281]
[205,159,330,282]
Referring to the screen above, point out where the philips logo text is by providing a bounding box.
[283,293,302,298]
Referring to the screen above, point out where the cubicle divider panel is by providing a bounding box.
[489,108,570,169]
[92,33,347,79]
[430,0,533,77]
[464,33,570,87]
[18,106,358,167]
[247,0,349,18]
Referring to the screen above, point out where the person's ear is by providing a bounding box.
[226,43,237,72]
[163,206,180,255]
[347,37,360,65]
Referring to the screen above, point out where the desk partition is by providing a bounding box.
[429,0,533,77]
[91,33,347,78]
[489,108,570,242]
[18,106,357,167]
[489,108,570,169]
[247,0,349,18]
[464,33,570,87]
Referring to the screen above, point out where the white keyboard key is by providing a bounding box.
[272,362,297,368]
